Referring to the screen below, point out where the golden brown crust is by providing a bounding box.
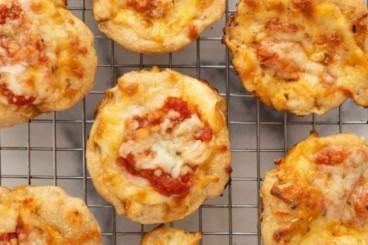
[0,0,97,128]
[224,0,368,115]
[261,133,368,244]
[0,185,101,244]
[141,226,202,245]
[87,67,231,224]
[92,0,225,53]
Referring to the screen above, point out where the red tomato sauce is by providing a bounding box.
[0,3,22,24]
[133,97,213,141]
[0,84,35,106]
[133,115,162,129]
[0,219,24,242]
[195,127,213,142]
[163,97,192,120]
[117,155,194,199]
[0,232,17,242]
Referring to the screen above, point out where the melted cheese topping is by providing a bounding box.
[88,68,230,224]
[0,0,92,106]
[92,68,228,205]
[120,108,211,179]
[103,0,211,39]
[261,133,368,244]
[224,0,368,115]
[0,205,17,233]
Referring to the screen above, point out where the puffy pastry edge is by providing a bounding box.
[86,68,231,224]
[223,0,368,116]
[0,2,97,128]
[91,0,225,53]
[140,225,202,245]
[0,185,101,244]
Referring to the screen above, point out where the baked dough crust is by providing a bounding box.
[0,185,101,244]
[141,226,201,245]
[261,133,368,244]
[224,0,368,115]
[87,67,231,224]
[0,0,97,128]
[92,0,225,53]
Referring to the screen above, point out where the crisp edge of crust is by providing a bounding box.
[0,1,97,129]
[92,0,225,53]
[86,68,231,224]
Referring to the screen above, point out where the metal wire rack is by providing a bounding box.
[1,0,368,244]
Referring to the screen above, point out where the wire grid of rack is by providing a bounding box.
[1,0,368,244]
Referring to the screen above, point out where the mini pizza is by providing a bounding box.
[141,226,201,245]
[224,0,368,115]
[0,0,97,128]
[261,133,368,244]
[0,185,101,244]
[91,0,225,53]
[87,67,230,224]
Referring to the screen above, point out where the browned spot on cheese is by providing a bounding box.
[265,18,299,33]
[68,59,85,79]
[30,2,45,13]
[217,145,228,152]
[353,13,368,34]
[273,226,297,243]
[127,0,157,13]
[320,31,344,47]
[243,0,258,9]
[127,0,170,18]
[256,41,303,81]
[102,174,114,183]
[168,73,179,84]
[351,19,368,55]
[342,88,353,97]
[66,209,84,227]
[119,81,139,96]
[63,85,77,100]
[270,185,295,205]
[124,199,133,214]
[68,18,75,25]
[198,0,214,10]
[315,146,351,165]
[23,197,34,207]
[210,176,220,183]
[292,0,314,15]
[271,179,320,211]
[95,118,107,139]
[24,78,36,91]
[348,176,368,218]
[270,177,321,243]
[69,39,88,55]
[188,25,199,41]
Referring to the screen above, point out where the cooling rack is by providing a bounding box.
[1,0,368,244]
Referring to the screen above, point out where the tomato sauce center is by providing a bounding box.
[117,97,213,198]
